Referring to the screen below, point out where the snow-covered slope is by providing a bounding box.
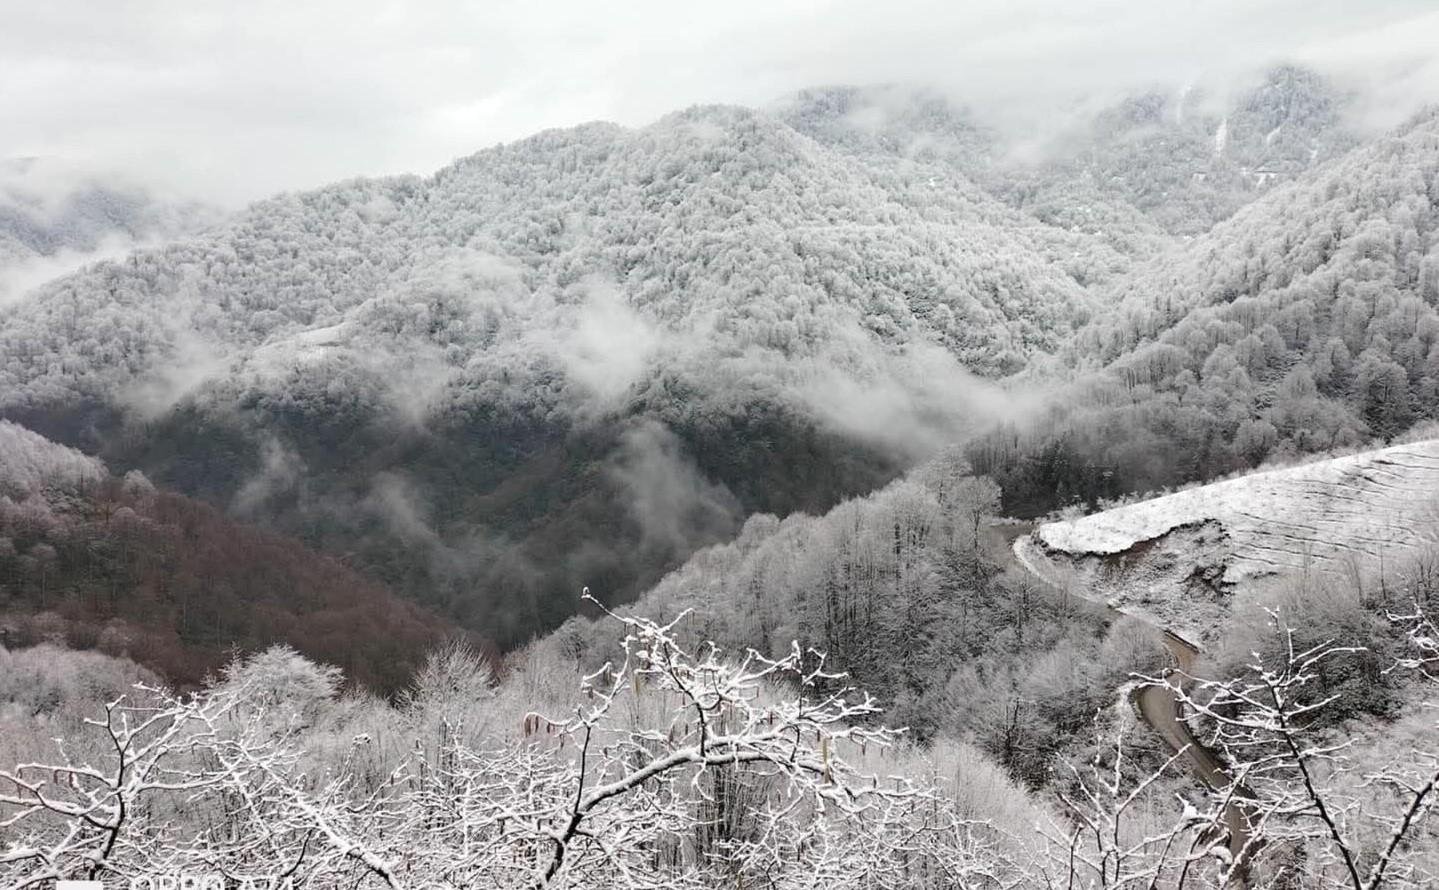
[1019,441,1439,643]
[1005,65,1355,237]
[0,419,106,495]
[2,104,1121,646]
[0,68,1412,652]
[0,105,1121,418]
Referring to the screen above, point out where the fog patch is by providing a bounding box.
[119,323,233,420]
[607,419,741,561]
[554,280,660,406]
[364,472,443,550]
[794,327,1038,463]
[362,470,534,590]
[363,248,527,426]
[232,437,306,516]
[0,233,147,308]
[0,158,220,296]
[1291,9,1439,132]
[374,346,456,429]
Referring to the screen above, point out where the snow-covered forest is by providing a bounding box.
[6,66,1434,646]
[6,15,1439,885]
[4,502,1439,887]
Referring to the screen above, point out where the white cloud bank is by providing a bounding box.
[2,1,1437,206]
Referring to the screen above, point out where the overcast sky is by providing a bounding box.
[5,0,1438,206]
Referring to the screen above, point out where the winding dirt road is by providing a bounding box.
[1133,632,1253,874]
[1002,526,1255,879]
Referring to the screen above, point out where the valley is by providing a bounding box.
[6,66,1428,658]
[4,30,1439,885]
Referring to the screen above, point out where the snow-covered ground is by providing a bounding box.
[1019,440,1439,644]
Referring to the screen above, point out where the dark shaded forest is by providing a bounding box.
[0,424,460,692]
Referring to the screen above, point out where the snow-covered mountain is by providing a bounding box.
[775,85,998,175]
[8,47,1439,886]
[0,105,1118,414]
[0,65,1427,649]
[973,106,1439,517]
[780,67,1355,238]
[0,102,1129,646]
[1001,66,1355,237]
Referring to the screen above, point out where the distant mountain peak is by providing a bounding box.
[0,157,221,261]
[775,83,994,169]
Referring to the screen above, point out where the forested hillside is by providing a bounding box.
[0,102,1123,646]
[7,52,1439,887]
[973,108,1439,515]
[2,66,1436,651]
[535,450,1168,788]
[0,420,457,691]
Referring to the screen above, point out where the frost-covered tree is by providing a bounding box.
[0,605,1027,889]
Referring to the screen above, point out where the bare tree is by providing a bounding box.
[1,599,1018,889]
[1042,717,1240,890]
[1162,610,1439,889]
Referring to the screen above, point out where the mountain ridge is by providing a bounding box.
[5,65,1427,651]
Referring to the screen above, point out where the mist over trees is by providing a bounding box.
[973,108,1439,516]
[6,65,1426,649]
[0,159,221,307]
[0,420,456,691]
[4,54,1439,886]
[0,98,1113,646]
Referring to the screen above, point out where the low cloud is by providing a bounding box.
[554,280,660,406]
[364,472,443,550]
[5,3,1437,205]
[232,436,305,516]
[607,419,742,561]
[361,470,521,583]
[1290,8,1439,131]
[0,233,141,308]
[118,322,233,420]
[796,340,1030,462]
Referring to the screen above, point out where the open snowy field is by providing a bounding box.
[1018,441,1439,643]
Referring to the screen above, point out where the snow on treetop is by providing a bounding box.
[0,420,106,494]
